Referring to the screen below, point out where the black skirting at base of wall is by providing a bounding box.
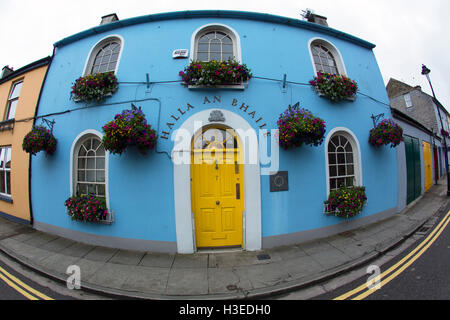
[0,211,31,226]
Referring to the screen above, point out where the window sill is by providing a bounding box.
[187,81,247,90]
[0,194,13,204]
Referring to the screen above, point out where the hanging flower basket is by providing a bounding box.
[71,72,118,103]
[277,104,326,150]
[64,194,108,222]
[22,125,57,156]
[179,59,252,87]
[369,119,404,148]
[324,185,367,219]
[309,72,358,102]
[102,105,157,155]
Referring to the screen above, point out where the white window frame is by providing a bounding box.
[404,93,413,108]
[190,23,242,63]
[70,130,109,209]
[324,128,362,196]
[5,81,23,120]
[82,34,124,76]
[0,146,12,198]
[308,37,347,76]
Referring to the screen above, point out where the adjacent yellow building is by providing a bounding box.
[0,57,51,224]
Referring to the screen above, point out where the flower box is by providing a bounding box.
[277,104,326,150]
[324,185,367,219]
[369,119,403,148]
[310,72,357,102]
[22,125,57,156]
[102,105,157,155]
[64,194,111,223]
[71,72,118,103]
[179,59,252,88]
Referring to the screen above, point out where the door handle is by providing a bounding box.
[216,200,220,205]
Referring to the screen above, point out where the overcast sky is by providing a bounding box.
[1,0,449,112]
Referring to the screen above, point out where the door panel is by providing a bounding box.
[191,128,244,248]
[405,136,422,204]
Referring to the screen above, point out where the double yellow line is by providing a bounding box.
[0,265,53,300]
[334,210,450,300]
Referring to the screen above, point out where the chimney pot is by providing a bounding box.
[1,66,14,79]
[100,13,119,25]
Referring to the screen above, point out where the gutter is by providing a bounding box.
[53,10,376,50]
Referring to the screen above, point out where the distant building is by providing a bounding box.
[0,57,51,224]
[387,78,448,209]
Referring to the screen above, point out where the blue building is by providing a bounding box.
[31,10,398,253]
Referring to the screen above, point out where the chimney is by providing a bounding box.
[100,13,119,25]
[414,85,422,91]
[1,66,14,79]
[302,9,328,27]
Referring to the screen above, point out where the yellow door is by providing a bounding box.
[191,126,244,248]
[423,141,433,191]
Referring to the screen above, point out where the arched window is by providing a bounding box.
[73,134,106,198]
[84,36,122,75]
[327,131,360,192]
[192,25,240,62]
[309,39,346,76]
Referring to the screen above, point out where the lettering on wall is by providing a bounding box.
[160,96,267,140]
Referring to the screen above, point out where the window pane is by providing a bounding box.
[77,170,85,181]
[346,153,354,163]
[337,178,345,188]
[0,171,5,194]
[6,172,11,195]
[83,139,91,150]
[330,178,337,190]
[96,170,105,182]
[86,170,95,182]
[328,153,336,165]
[97,184,105,196]
[346,177,354,187]
[197,52,208,62]
[99,64,108,73]
[6,100,18,120]
[88,184,96,194]
[337,153,345,164]
[9,82,23,100]
[96,146,105,156]
[223,53,234,61]
[347,165,354,175]
[5,148,11,169]
[77,183,87,195]
[87,158,95,169]
[329,165,337,177]
[96,157,105,170]
[210,41,221,53]
[210,52,221,61]
[78,158,85,169]
[198,43,209,52]
[338,165,346,176]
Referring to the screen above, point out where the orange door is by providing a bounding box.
[422,141,433,191]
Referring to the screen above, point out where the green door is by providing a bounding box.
[404,135,421,204]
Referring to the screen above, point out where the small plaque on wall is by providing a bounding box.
[270,171,289,192]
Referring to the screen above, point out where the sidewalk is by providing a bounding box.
[0,180,448,300]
